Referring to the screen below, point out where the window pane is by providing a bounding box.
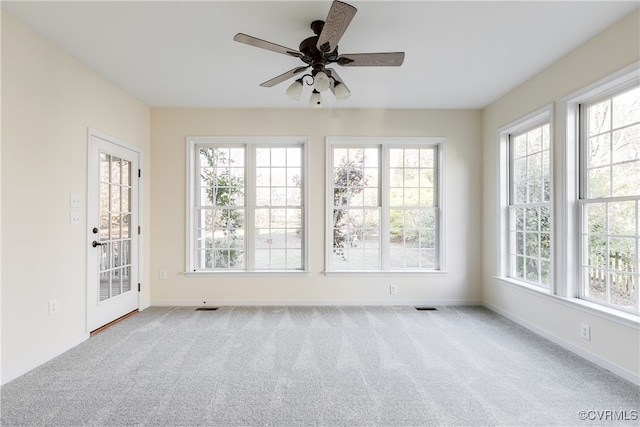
[528,127,542,153]
[287,147,301,167]
[612,86,640,129]
[111,157,121,184]
[542,151,551,202]
[256,167,270,186]
[612,162,640,197]
[515,232,524,256]
[611,273,637,310]
[584,268,607,302]
[390,168,403,187]
[586,235,606,268]
[515,256,524,280]
[612,124,639,163]
[587,167,611,198]
[526,233,539,257]
[588,99,611,136]
[528,179,543,203]
[542,124,550,150]
[271,188,286,206]
[608,238,635,272]
[541,261,551,287]
[513,134,527,159]
[526,258,539,283]
[419,149,434,168]
[584,203,606,235]
[513,158,527,204]
[256,188,270,206]
[287,188,301,206]
[608,201,636,236]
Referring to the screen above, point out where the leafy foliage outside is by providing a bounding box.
[333,154,366,261]
[200,148,244,268]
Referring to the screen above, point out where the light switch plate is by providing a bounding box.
[70,193,81,208]
[70,212,81,226]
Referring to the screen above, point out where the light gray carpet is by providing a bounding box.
[1,306,638,426]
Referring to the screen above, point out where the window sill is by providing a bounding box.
[324,270,448,277]
[494,276,640,329]
[185,271,310,277]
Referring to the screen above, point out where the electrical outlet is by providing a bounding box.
[389,284,397,295]
[581,323,591,341]
[49,300,58,316]
[159,270,167,280]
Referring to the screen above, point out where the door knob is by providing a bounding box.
[92,240,105,247]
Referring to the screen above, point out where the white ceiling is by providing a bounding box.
[3,1,638,109]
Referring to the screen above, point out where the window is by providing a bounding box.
[498,65,640,318]
[499,106,553,290]
[579,85,639,313]
[509,122,552,288]
[186,137,307,273]
[326,138,443,272]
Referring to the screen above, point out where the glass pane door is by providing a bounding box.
[98,152,132,302]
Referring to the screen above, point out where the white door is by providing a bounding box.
[87,130,140,332]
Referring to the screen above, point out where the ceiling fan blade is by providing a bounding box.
[337,52,405,67]
[316,1,357,53]
[234,33,303,59]
[259,66,310,88]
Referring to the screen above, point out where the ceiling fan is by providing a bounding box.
[233,0,405,107]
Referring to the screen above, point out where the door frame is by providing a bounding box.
[86,128,144,332]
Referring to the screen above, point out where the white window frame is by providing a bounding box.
[498,104,554,292]
[325,137,446,275]
[186,136,309,275]
[562,65,640,315]
[559,62,640,319]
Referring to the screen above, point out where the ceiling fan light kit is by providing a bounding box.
[286,79,304,101]
[309,90,323,108]
[233,0,405,108]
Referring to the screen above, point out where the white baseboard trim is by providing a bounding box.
[1,332,89,386]
[151,299,483,307]
[484,302,640,386]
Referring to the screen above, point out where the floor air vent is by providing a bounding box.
[415,307,437,311]
[195,307,219,311]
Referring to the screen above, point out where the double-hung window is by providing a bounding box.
[579,84,639,313]
[499,106,553,289]
[509,121,552,288]
[187,137,308,273]
[326,137,444,272]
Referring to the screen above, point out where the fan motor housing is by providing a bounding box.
[299,22,339,64]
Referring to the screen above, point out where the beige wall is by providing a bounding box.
[1,12,151,383]
[482,10,640,383]
[150,108,482,305]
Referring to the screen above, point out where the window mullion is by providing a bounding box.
[191,144,201,272]
[380,144,390,270]
[245,144,255,270]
